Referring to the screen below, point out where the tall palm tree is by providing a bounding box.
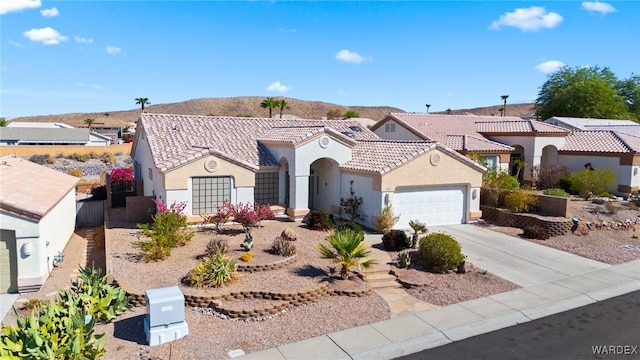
[317,229,375,279]
[276,99,290,118]
[84,118,95,129]
[260,97,278,118]
[104,112,110,118]
[501,95,509,117]
[135,98,151,112]
[446,108,452,115]
[425,104,431,114]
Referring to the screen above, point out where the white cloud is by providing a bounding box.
[581,1,616,14]
[535,60,566,73]
[0,0,41,15]
[74,36,93,44]
[23,27,68,45]
[40,7,58,17]
[335,49,371,64]
[106,46,121,54]
[490,6,563,31]
[266,81,291,93]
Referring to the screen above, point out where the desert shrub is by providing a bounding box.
[543,188,570,198]
[532,165,570,189]
[565,168,616,199]
[522,225,550,240]
[57,265,129,323]
[68,168,83,177]
[418,232,465,271]
[21,298,46,311]
[374,203,399,234]
[240,252,253,262]
[559,176,574,194]
[202,200,234,233]
[306,209,335,231]
[597,191,615,199]
[340,190,364,222]
[382,230,410,251]
[483,168,520,206]
[205,238,228,257]
[115,151,124,156]
[28,154,52,165]
[504,189,538,213]
[271,236,297,257]
[87,151,99,159]
[100,152,115,164]
[185,252,238,288]
[137,200,194,261]
[337,221,364,242]
[69,152,90,162]
[397,251,412,268]
[604,201,618,214]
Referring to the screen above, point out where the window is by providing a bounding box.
[148,168,153,180]
[192,177,232,215]
[485,156,498,168]
[385,122,396,132]
[255,172,279,205]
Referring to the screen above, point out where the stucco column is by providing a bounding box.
[286,174,310,220]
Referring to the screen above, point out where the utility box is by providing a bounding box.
[144,286,189,346]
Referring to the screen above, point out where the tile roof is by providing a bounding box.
[561,131,640,153]
[139,114,379,173]
[0,156,78,221]
[475,120,569,134]
[257,126,357,146]
[444,135,514,152]
[340,140,437,174]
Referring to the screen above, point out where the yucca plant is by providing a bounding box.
[318,229,376,279]
[186,252,238,288]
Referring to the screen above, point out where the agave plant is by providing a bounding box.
[318,229,376,279]
[187,252,238,288]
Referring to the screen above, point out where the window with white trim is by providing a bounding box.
[385,122,396,132]
[192,177,231,215]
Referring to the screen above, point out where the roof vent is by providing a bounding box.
[170,124,179,133]
[341,131,355,138]
[349,125,363,132]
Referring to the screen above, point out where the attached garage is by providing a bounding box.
[394,186,466,228]
[0,229,18,294]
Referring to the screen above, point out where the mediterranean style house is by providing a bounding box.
[131,113,485,230]
[373,113,640,194]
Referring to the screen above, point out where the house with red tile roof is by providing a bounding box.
[0,156,78,293]
[131,113,486,230]
[374,113,640,194]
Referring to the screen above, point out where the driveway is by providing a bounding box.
[430,224,611,287]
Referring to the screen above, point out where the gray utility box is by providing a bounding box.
[144,286,189,346]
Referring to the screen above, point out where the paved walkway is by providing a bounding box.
[239,224,640,360]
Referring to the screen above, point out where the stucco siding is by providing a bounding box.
[37,189,75,279]
[164,154,255,190]
[558,154,632,190]
[340,173,382,229]
[133,129,164,199]
[381,149,483,191]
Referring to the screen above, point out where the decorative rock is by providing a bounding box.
[592,198,607,205]
[281,228,298,241]
[572,221,590,236]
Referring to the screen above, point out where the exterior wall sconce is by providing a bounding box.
[472,189,478,200]
[634,168,638,176]
[21,242,33,256]
[384,193,391,205]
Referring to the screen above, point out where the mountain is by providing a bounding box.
[433,103,537,118]
[6,97,537,127]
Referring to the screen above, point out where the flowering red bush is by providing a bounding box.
[109,167,134,182]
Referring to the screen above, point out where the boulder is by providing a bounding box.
[281,228,298,241]
[572,221,590,236]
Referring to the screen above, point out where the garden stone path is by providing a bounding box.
[363,236,438,317]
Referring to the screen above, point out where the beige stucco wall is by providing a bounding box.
[380,149,483,191]
[164,154,255,190]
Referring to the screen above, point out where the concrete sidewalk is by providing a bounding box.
[239,225,640,360]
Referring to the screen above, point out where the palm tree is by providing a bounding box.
[104,112,110,118]
[501,95,509,117]
[84,118,95,129]
[446,108,452,115]
[408,220,427,248]
[276,99,290,118]
[135,98,151,112]
[260,97,278,118]
[425,104,431,114]
[317,229,375,279]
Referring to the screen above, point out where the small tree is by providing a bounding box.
[566,168,617,199]
[318,229,375,279]
[374,203,399,234]
[84,118,95,129]
[327,109,343,120]
[341,181,363,222]
[483,167,520,206]
[343,110,360,119]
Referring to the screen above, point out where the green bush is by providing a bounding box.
[504,189,539,213]
[185,252,238,288]
[306,209,335,231]
[382,230,410,251]
[565,168,616,199]
[597,191,615,199]
[533,165,570,189]
[337,221,364,242]
[543,188,570,198]
[271,236,297,257]
[522,225,550,240]
[482,168,520,206]
[137,201,194,261]
[418,232,465,271]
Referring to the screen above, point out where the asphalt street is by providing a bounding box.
[396,290,640,360]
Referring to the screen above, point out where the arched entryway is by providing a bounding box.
[510,145,525,182]
[541,145,558,166]
[308,158,340,211]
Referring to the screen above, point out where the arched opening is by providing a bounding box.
[510,145,525,182]
[541,145,558,166]
[309,158,340,211]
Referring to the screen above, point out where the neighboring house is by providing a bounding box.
[88,117,126,144]
[544,117,640,137]
[0,156,78,293]
[132,114,485,230]
[374,113,640,194]
[0,127,110,146]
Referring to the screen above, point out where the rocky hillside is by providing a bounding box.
[7,96,537,127]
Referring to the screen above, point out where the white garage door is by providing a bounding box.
[394,186,466,228]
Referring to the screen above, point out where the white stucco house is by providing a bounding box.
[131,113,486,230]
[0,156,78,293]
[373,113,640,194]
[544,117,640,137]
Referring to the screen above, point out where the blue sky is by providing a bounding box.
[1,0,638,118]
